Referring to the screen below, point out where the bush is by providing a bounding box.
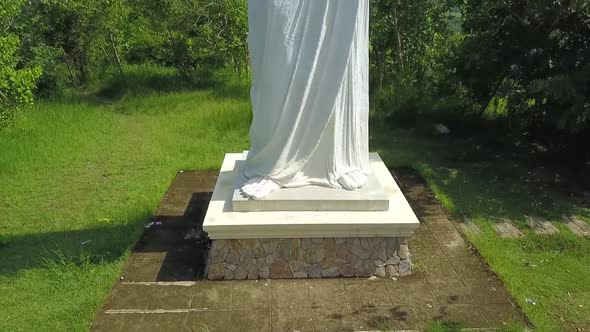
[0,35,42,128]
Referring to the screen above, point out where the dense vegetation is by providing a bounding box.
[2,0,589,161]
[1,1,589,331]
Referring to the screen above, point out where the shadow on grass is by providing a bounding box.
[370,115,588,226]
[0,189,214,281]
[0,220,146,277]
[95,66,250,103]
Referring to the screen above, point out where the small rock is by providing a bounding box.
[306,245,325,263]
[234,266,248,280]
[353,260,372,277]
[226,249,240,265]
[338,264,355,277]
[385,256,401,266]
[386,265,398,277]
[270,260,291,278]
[289,260,307,275]
[258,265,270,279]
[433,123,450,135]
[397,260,413,276]
[368,276,378,281]
[210,246,229,264]
[259,265,270,279]
[224,268,234,279]
[374,266,386,277]
[243,259,259,279]
[374,248,388,261]
[321,267,339,278]
[391,277,398,281]
[348,240,371,259]
[293,271,308,279]
[308,264,322,278]
[399,245,410,259]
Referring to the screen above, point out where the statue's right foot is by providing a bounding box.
[240,177,280,200]
[337,170,368,191]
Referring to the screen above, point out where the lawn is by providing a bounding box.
[1,67,589,331]
[0,67,251,331]
[372,118,590,331]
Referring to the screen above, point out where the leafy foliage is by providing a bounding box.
[456,0,590,134]
[0,0,41,128]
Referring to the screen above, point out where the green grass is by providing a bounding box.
[1,66,589,331]
[0,67,251,331]
[372,119,590,331]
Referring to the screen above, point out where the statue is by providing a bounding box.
[241,0,370,200]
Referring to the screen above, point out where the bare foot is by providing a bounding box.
[240,177,281,200]
[337,170,368,191]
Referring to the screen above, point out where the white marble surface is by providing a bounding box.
[203,153,420,239]
[233,159,389,212]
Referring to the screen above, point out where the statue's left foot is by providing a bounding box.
[241,177,280,200]
[338,170,368,191]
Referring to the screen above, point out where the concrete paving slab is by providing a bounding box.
[312,306,356,332]
[384,278,437,306]
[231,280,270,310]
[269,279,311,309]
[427,279,474,305]
[271,308,315,332]
[190,282,232,310]
[137,313,189,332]
[229,310,271,332]
[462,277,512,305]
[493,219,524,238]
[307,279,349,308]
[344,279,393,309]
[92,169,529,332]
[186,311,231,332]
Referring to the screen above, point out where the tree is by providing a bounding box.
[23,0,103,87]
[0,0,41,128]
[457,0,590,134]
[370,0,456,90]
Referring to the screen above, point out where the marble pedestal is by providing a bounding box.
[203,153,420,280]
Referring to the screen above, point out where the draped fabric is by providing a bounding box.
[244,0,370,189]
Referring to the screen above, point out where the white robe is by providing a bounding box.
[244,0,370,189]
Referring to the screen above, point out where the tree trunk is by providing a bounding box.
[100,43,114,68]
[109,32,124,78]
[377,51,385,90]
[167,26,191,82]
[62,49,78,86]
[393,0,405,71]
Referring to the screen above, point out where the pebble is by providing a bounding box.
[374,266,386,277]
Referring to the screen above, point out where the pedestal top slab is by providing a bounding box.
[232,159,389,212]
[203,153,420,239]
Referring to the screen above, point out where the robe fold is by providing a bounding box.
[245,0,370,188]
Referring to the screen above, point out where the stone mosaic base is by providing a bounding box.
[206,237,412,280]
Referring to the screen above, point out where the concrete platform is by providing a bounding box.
[203,153,420,239]
[232,159,389,212]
